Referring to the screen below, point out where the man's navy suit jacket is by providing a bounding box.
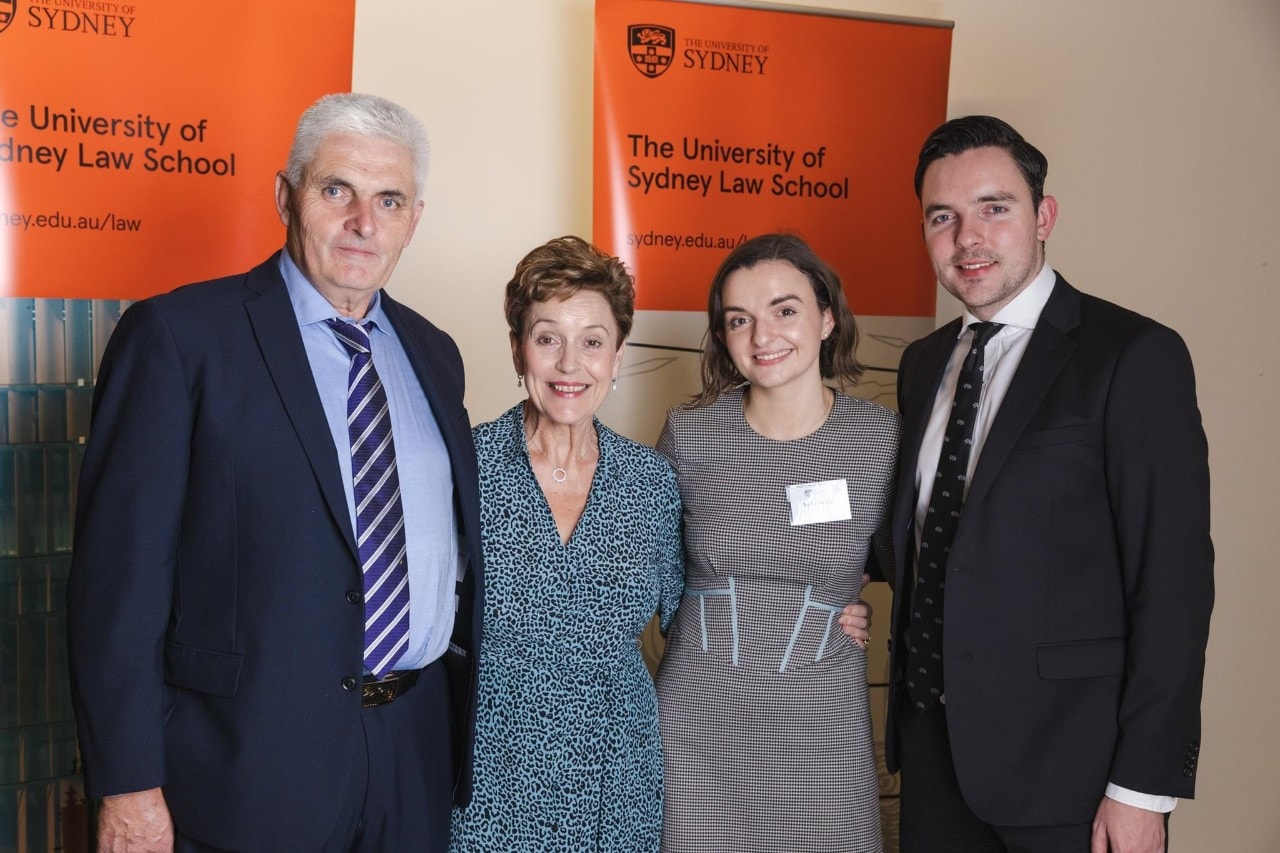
[66,253,483,849]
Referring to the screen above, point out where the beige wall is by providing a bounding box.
[353,1,1280,848]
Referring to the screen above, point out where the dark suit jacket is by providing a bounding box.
[885,274,1213,826]
[66,253,483,850]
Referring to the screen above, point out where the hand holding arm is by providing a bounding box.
[838,573,874,647]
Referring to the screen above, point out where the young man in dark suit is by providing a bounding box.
[886,115,1212,853]
[67,93,483,852]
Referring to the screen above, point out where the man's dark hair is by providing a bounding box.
[914,115,1049,210]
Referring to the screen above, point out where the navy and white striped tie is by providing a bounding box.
[327,318,410,678]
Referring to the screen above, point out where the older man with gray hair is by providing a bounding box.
[67,92,483,852]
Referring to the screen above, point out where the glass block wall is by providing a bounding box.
[1,297,125,853]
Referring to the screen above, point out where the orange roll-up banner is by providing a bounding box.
[593,0,951,319]
[0,1,356,299]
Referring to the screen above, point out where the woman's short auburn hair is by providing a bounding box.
[504,236,635,346]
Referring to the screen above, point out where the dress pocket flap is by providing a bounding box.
[164,641,243,697]
[1036,637,1124,680]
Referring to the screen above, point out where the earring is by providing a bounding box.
[611,376,618,391]
[517,374,523,388]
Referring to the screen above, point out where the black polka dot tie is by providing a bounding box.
[905,321,1003,710]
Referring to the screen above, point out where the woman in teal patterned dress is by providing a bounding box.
[449,236,683,852]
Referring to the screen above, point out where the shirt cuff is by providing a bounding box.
[1105,783,1178,813]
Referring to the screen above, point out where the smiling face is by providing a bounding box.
[920,145,1058,320]
[515,290,625,431]
[275,131,424,318]
[720,259,834,395]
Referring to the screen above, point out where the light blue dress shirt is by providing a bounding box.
[280,251,459,670]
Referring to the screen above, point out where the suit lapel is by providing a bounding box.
[963,275,1081,513]
[900,322,961,486]
[381,295,482,652]
[243,256,358,559]
[380,295,463,456]
[893,319,962,587]
[380,297,479,541]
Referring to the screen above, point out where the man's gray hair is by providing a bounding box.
[284,92,430,198]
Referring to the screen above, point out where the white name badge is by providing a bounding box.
[787,478,852,526]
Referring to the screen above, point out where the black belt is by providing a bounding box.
[361,669,421,708]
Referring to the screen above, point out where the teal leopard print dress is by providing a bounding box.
[450,405,683,851]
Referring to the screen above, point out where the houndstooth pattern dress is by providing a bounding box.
[656,389,897,853]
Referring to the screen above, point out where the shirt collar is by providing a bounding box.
[278,249,388,334]
[959,261,1056,335]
